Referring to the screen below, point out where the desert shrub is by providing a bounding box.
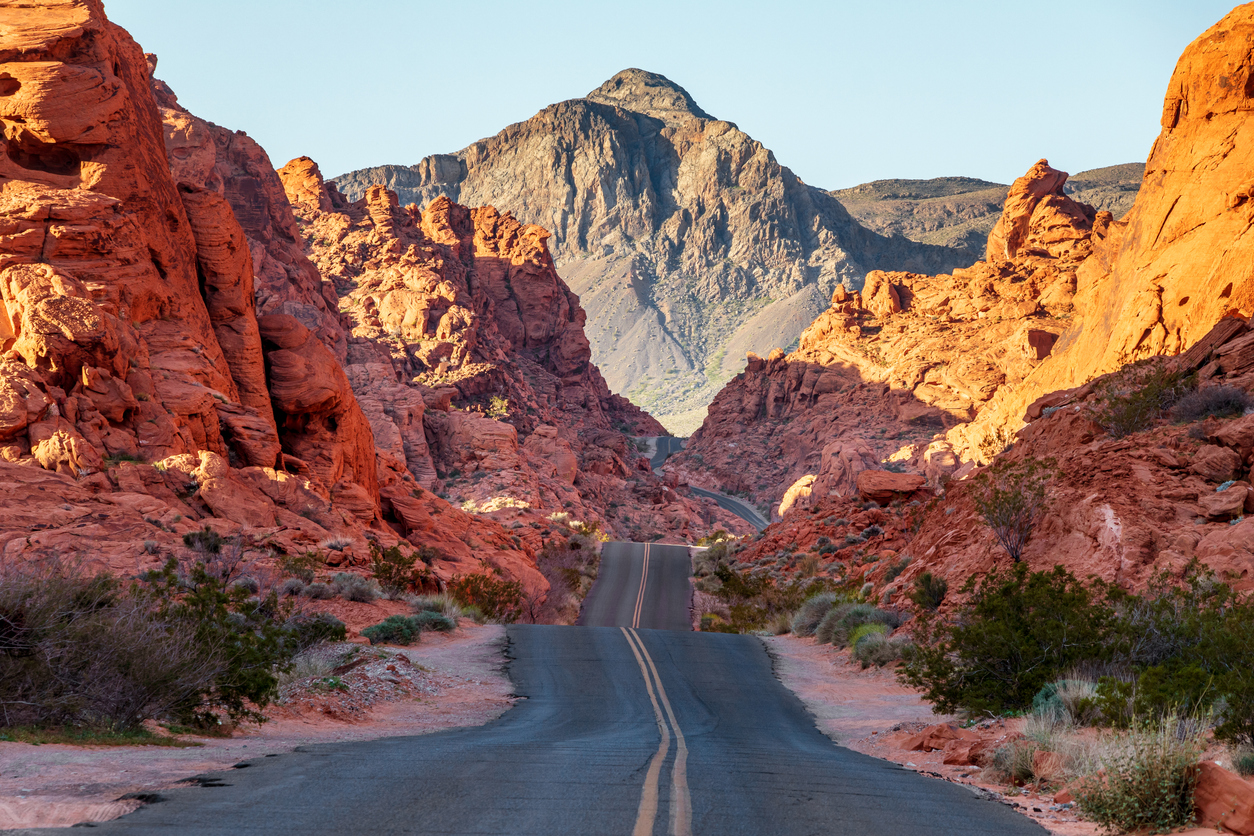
[847,622,889,649]
[815,603,902,646]
[909,572,948,611]
[852,632,912,668]
[278,552,321,584]
[182,526,223,555]
[1235,749,1254,778]
[1033,679,1101,726]
[331,572,378,603]
[704,564,835,633]
[411,611,456,633]
[410,594,462,619]
[279,578,306,597]
[1094,360,1195,438]
[302,582,333,600]
[1170,384,1253,423]
[231,576,259,594]
[360,615,422,646]
[862,525,884,539]
[448,568,524,623]
[988,739,1038,786]
[883,557,911,583]
[791,592,839,637]
[899,563,1112,715]
[971,457,1054,562]
[284,612,347,652]
[1072,718,1205,834]
[843,534,866,546]
[370,544,427,595]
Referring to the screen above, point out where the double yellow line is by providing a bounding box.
[622,626,691,836]
[631,544,650,628]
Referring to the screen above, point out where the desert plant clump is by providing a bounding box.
[1234,748,1254,778]
[1170,384,1254,423]
[360,615,423,646]
[1072,718,1206,835]
[909,572,948,611]
[370,543,427,595]
[882,557,911,583]
[448,566,524,623]
[791,592,839,637]
[277,552,321,584]
[814,603,903,646]
[971,457,1055,562]
[278,578,306,597]
[411,611,456,633]
[330,572,378,603]
[410,594,462,620]
[1093,360,1196,438]
[301,582,334,600]
[851,632,912,668]
[988,739,1039,786]
[283,612,347,652]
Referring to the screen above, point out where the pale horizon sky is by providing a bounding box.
[104,0,1238,190]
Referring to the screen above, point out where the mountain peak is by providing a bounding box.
[585,69,712,124]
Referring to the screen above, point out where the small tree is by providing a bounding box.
[971,457,1054,562]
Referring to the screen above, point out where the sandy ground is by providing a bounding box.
[0,624,512,830]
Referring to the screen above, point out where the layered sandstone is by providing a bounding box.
[277,160,749,542]
[333,70,973,433]
[670,159,1101,512]
[0,0,564,595]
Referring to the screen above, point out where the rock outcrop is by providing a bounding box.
[277,159,749,542]
[670,158,1101,512]
[830,164,1143,256]
[333,69,974,433]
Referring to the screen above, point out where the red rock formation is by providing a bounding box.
[276,159,748,541]
[670,158,1100,514]
[0,0,548,595]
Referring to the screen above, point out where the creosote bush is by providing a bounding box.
[815,603,903,646]
[370,543,428,595]
[971,457,1054,563]
[791,592,839,637]
[448,565,524,623]
[331,572,378,603]
[1093,360,1195,438]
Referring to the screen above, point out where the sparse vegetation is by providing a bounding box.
[1170,384,1253,423]
[1093,360,1195,438]
[970,457,1054,562]
[370,543,428,595]
[448,565,524,623]
[814,603,904,647]
[360,615,423,646]
[908,572,947,610]
[330,572,379,603]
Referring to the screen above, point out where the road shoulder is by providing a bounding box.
[0,624,513,831]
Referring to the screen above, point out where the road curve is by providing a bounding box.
[67,627,1045,835]
[687,486,769,531]
[579,542,693,630]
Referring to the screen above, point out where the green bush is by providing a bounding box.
[1094,361,1195,438]
[411,611,456,633]
[448,569,524,623]
[302,582,333,600]
[847,622,889,648]
[360,615,422,646]
[1073,719,1204,834]
[815,603,902,646]
[284,612,347,651]
[791,593,838,637]
[883,557,911,582]
[899,564,1112,715]
[370,543,427,595]
[852,633,912,668]
[1235,749,1254,778]
[909,572,948,611]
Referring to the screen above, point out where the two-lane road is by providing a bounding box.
[55,542,1044,835]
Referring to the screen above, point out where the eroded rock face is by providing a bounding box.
[277,159,749,542]
[669,160,1100,513]
[0,0,548,595]
[332,69,974,433]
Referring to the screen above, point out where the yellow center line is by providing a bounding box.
[632,543,651,629]
[631,629,691,836]
[623,626,669,836]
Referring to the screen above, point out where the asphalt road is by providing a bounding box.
[649,436,686,471]
[644,436,770,531]
[56,543,1044,836]
[579,542,693,630]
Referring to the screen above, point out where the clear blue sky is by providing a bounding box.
[104,0,1238,189]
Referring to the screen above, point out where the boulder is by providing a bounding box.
[1191,444,1243,483]
[1194,761,1254,834]
[857,470,926,504]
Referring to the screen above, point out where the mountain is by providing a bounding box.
[829,163,1144,256]
[334,70,975,434]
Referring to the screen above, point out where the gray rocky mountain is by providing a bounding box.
[334,69,973,434]
[830,163,1144,257]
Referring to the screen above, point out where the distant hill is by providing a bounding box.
[334,70,974,435]
[830,163,1144,256]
